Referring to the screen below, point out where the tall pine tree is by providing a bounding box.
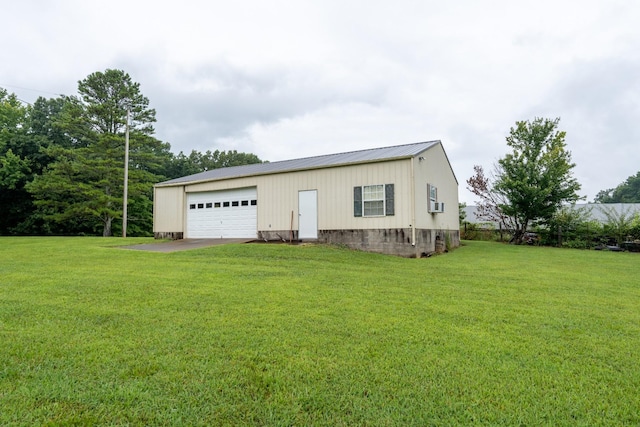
[28,69,171,236]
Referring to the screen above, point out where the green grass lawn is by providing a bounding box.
[1,238,639,426]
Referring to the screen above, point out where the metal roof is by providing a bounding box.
[463,203,640,225]
[157,140,441,187]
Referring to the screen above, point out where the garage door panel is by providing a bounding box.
[186,188,257,238]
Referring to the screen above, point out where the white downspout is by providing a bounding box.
[410,156,416,247]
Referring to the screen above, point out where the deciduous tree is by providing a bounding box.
[594,171,640,203]
[468,117,582,244]
[466,164,517,232]
[164,149,263,179]
[0,89,33,234]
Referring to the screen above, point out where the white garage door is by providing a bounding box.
[186,187,257,238]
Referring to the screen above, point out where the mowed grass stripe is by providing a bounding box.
[1,237,639,426]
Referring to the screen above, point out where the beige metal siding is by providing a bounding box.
[413,144,460,230]
[153,185,185,232]
[182,159,413,232]
[154,148,459,237]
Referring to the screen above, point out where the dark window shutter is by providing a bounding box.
[354,186,362,217]
[385,184,394,216]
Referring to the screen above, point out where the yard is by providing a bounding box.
[1,238,639,425]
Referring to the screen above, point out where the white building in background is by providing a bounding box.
[463,203,640,227]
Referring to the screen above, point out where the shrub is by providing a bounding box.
[461,222,504,241]
[628,214,640,241]
[538,206,596,247]
[600,205,639,245]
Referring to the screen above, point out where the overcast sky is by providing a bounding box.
[3,0,639,203]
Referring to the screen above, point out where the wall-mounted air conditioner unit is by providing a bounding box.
[429,201,445,213]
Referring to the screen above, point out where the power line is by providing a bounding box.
[0,83,65,97]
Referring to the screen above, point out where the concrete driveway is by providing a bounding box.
[122,238,253,253]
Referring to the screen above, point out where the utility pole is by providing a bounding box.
[122,108,130,238]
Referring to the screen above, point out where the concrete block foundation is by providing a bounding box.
[259,228,460,257]
[156,228,460,257]
[153,231,184,240]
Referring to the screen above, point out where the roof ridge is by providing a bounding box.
[258,139,441,165]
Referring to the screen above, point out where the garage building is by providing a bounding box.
[153,140,460,257]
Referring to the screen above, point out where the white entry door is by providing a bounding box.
[298,190,318,239]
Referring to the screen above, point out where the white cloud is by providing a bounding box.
[2,0,639,203]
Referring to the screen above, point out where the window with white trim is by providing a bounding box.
[354,184,394,217]
[363,185,384,216]
[429,184,437,203]
[427,183,444,213]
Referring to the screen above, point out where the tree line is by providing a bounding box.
[0,69,262,237]
[594,171,640,203]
